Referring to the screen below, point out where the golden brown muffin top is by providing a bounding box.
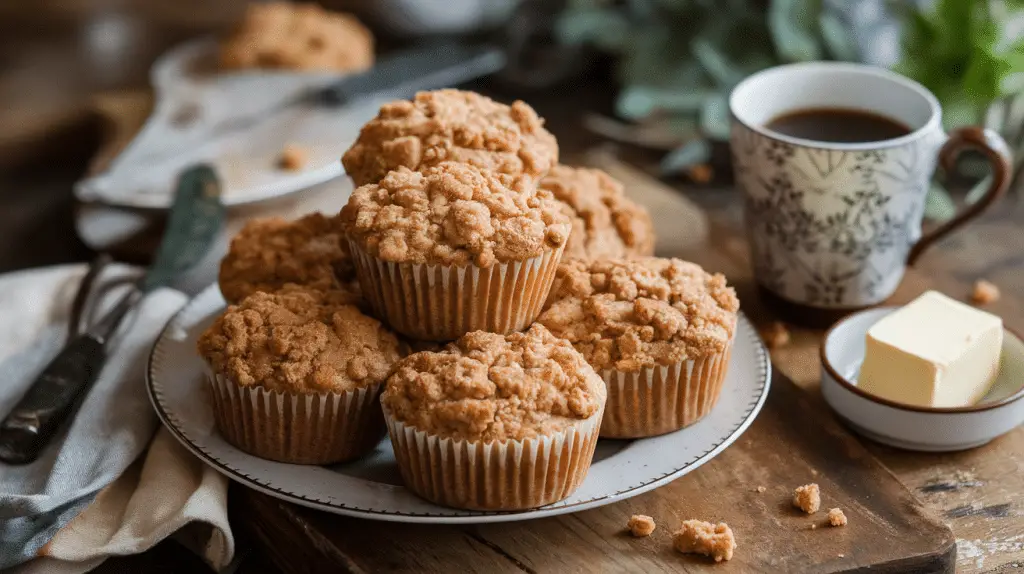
[218,213,355,304]
[339,162,571,267]
[197,286,401,394]
[219,2,373,72]
[540,165,656,260]
[381,324,606,442]
[537,258,739,371]
[341,89,559,186]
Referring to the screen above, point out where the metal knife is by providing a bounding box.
[0,165,224,464]
[127,42,507,169]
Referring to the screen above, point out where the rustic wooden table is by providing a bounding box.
[2,2,1024,572]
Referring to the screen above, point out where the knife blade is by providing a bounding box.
[127,42,506,170]
[0,165,224,464]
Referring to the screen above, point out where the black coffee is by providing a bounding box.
[766,107,911,143]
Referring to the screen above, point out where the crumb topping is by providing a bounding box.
[219,2,373,72]
[219,213,355,304]
[540,165,655,260]
[672,520,736,562]
[627,515,656,537]
[197,286,401,394]
[828,508,847,527]
[340,162,571,266]
[341,89,558,186]
[381,324,606,442]
[793,483,821,514]
[537,257,739,371]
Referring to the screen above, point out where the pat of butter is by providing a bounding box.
[857,291,1003,408]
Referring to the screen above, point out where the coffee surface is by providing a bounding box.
[766,107,911,143]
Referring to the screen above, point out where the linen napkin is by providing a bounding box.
[0,263,234,573]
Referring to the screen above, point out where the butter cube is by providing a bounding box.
[857,291,1003,408]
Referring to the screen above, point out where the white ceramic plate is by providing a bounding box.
[75,38,388,210]
[148,285,771,523]
[821,307,1024,451]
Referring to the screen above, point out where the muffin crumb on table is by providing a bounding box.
[828,508,848,527]
[342,89,558,186]
[793,483,821,514]
[971,279,1000,305]
[756,486,766,493]
[627,515,656,537]
[760,321,790,349]
[672,520,736,562]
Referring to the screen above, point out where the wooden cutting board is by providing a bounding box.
[233,371,953,573]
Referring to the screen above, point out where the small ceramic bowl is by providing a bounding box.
[821,307,1024,452]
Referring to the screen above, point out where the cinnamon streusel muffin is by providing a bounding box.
[537,257,739,438]
[197,285,401,464]
[381,324,607,510]
[219,2,373,72]
[218,213,356,304]
[340,161,571,340]
[540,165,655,260]
[341,89,558,186]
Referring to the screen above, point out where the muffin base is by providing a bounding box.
[599,341,733,439]
[348,241,563,341]
[208,372,385,465]
[384,406,602,510]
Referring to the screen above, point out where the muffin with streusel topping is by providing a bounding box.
[537,257,739,438]
[341,89,558,186]
[381,324,607,510]
[218,212,357,304]
[540,165,655,260]
[197,285,402,464]
[340,161,571,341]
[219,2,373,72]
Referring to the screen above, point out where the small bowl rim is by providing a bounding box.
[821,306,1024,414]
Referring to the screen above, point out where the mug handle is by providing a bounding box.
[907,126,1013,266]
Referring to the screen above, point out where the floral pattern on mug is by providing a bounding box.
[734,123,945,308]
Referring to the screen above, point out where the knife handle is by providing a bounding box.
[0,335,106,464]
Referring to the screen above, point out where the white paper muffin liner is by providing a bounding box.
[599,340,734,438]
[207,370,385,465]
[383,405,603,510]
[348,240,564,341]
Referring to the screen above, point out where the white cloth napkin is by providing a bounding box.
[0,264,233,573]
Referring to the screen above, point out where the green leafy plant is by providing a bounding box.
[556,0,860,173]
[895,0,1024,219]
[557,0,1024,209]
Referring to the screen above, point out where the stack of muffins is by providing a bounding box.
[197,89,739,511]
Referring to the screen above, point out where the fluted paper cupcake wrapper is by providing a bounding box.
[348,241,564,341]
[207,370,385,465]
[599,341,733,439]
[383,406,603,510]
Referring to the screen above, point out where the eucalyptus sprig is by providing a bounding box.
[556,0,860,173]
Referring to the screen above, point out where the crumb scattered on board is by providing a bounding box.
[971,280,1000,305]
[760,321,790,349]
[279,144,308,171]
[672,520,736,562]
[828,508,847,527]
[756,486,766,493]
[687,164,713,184]
[793,483,821,514]
[627,514,656,537]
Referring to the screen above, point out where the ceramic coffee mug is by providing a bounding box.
[729,62,1012,326]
